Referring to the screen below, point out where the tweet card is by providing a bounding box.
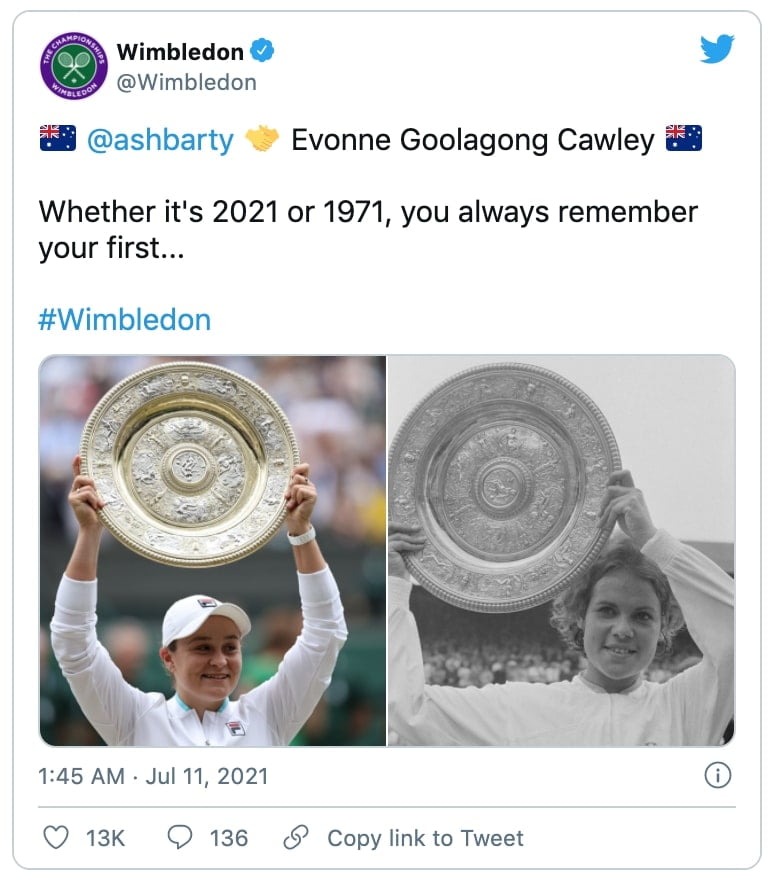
[10,3,761,876]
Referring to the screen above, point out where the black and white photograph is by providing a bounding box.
[387,356,734,747]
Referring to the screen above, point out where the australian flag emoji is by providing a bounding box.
[666,124,702,152]
[40,124,77,152]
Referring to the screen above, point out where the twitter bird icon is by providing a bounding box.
[701,34,734,63]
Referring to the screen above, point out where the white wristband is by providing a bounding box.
[288,524,316,546]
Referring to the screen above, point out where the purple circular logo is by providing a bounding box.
[40,32,108,99]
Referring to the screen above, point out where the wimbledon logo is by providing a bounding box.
[40,32,108,99]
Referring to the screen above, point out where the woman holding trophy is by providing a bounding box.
[51,456,347,747]
[389,471,734,746]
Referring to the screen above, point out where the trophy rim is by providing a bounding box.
[80,361,300,568]
[388,362,622,612]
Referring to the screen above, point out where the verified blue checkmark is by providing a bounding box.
[250,38,275,62]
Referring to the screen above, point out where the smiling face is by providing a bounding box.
[580,570,662,693]
[159,615,242,717]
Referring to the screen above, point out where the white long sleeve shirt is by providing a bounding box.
[388,531,733,746]
[51,567,347,746]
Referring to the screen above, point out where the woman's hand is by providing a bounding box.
[284,463,316,537]
[68,455,104,533]
[388,523,426,580]
[598,470,657,548]
[64,455,104,580]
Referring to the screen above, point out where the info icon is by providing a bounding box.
[40,32,108,99]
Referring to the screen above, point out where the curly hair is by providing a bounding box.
[550,540,685,658]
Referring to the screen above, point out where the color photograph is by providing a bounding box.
[40,355,386,747]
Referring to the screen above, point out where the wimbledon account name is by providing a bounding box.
[292,127,656,157]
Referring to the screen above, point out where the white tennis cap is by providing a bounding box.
[162,595,251,647]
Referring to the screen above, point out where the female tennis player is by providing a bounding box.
[388,471,733,746]
[51,457,347,746]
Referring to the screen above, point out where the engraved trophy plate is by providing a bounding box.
[80,362,300,567]
[389,364,621,612]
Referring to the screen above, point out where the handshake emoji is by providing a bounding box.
[245,125,280,152]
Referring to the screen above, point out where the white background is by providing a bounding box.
[5,1,762,879]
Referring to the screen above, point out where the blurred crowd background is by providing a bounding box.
[40,355,386,747]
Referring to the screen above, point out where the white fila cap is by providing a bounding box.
[162,595,251,647]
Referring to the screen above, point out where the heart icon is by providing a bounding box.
[43,825,69,849]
